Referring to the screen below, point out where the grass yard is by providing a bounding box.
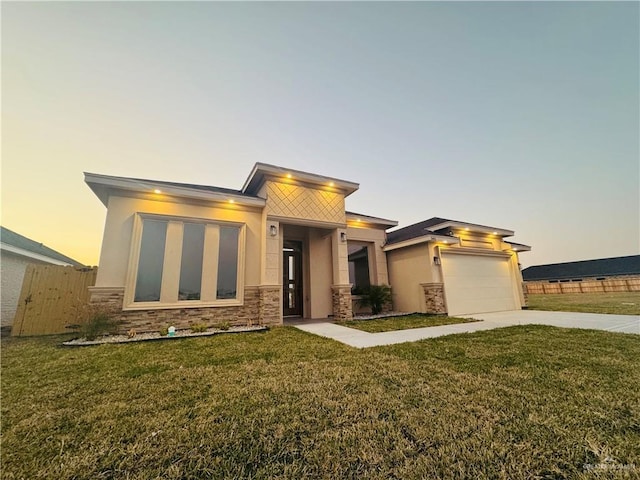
[2,326,639,479]
[528,292,640,315]
[339,313,479,333]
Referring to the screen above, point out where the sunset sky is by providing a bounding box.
[2,2,638,267]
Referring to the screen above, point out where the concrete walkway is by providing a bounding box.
[291,310,639,348]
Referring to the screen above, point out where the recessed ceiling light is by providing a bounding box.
[329,182,335,187]
[492,231,498,235]
[286,173,292,179]
[228,199,235,204]
[464,227,469,231]
[153,189,162,194]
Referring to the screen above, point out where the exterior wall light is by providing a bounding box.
[340,232,347,242]
[269,225,278,236]
[434,256,441,265]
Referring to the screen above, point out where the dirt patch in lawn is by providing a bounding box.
[338,314,480,333]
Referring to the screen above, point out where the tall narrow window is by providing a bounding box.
[134,219,168,302]
[179,223,205,300]
[348,243,371,294]
[217,226,239,299]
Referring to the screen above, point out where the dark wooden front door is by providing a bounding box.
[283,241,303,316]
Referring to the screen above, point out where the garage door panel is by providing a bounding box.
[441,253,517,316]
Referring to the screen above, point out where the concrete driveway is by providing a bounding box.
[292,310,639,348]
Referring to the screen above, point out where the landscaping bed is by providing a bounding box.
[62,325,267,346]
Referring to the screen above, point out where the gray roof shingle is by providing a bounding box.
[0,226,85,267]
[522,255,640,281]
[386,218,452,244]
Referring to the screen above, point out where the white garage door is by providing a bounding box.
[441,253,517,316]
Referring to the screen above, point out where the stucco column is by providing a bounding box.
[331,228,350,285]
[331,228,353,320]
[259,219,283,324]
[262,220,281,285]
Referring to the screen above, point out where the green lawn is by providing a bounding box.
[339,313,479,333]
[2,326,639,479]
[528,292,640,315]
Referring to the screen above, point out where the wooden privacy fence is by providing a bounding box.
[525,277,640,295]
[11,265,98,336]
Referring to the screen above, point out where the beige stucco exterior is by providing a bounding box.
[87,165,388,330]
[95,195,264,292]
[385,228,526,315]
[86,164,528,331]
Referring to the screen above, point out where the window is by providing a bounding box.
[348,242,371,294]
[134,220,168,302]
[217,226,239,299]
[128,215,244,309]
[178,223,205,300]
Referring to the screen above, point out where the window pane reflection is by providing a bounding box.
[179,223,205,300]
[348,243,371,294]
[134,220,167,302]
[217,226,239,299]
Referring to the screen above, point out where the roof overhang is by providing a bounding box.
[242,163,359,197]
[429,220,514,237]
[84,173,266,208]
[383,233,460,252]
[0,243,74,266]
[505,241,531,252]
[346,212,398,229]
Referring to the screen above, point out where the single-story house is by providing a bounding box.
[0,226,84,327]
[85,163,530,332]
[522,255,640,283]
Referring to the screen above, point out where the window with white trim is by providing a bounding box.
[128,215,244,309]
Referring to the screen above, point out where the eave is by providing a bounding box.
[242,162,359,197]
[0,243,75,266]
[84,173,266,208]
[346,211,398,229]
[430,220,514,237]
[383,233,460,252]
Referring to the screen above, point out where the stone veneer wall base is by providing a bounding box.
[88,285,281,334]
[420,283,447,315]
[331,284,353,321]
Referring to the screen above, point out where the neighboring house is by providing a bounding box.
[85,163,530,332]
[522,255,640,283]
[0,226,84,327]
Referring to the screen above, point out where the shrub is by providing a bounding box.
[158,327,169,337]
[79,306,120,341]
[191,323,208,333]
[357,285,392,315]
[218,321,230,331]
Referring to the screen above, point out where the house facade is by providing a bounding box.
[86,163,529,332]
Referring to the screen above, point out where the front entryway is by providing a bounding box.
[283,240,303,316]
